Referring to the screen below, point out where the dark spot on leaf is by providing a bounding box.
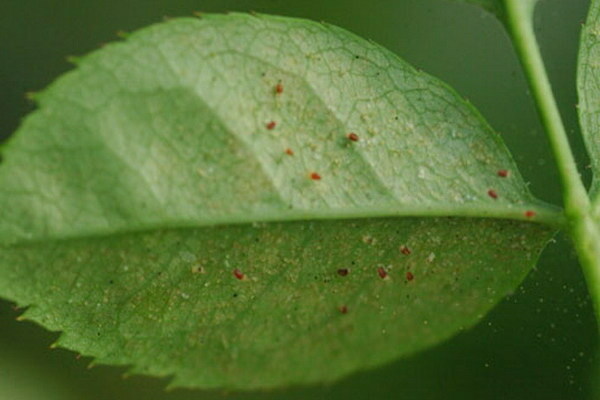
[285,148,294,156]
[266,121,277,130]
[275,82,284,94]
[310,172,321,180]
[400,245,411,255]
[487,189,498,199]
[497,169,509,178]
[406,271,414,281]
[337,268,349,277]
[377,267,388,279]
[339,305,348,314]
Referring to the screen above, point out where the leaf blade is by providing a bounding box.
[0,15,553,244]
[3,218,551,389]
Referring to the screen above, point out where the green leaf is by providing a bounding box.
[0,14,557,389]
[579,0,600,201]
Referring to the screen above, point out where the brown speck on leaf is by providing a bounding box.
[310,172,322,180]
[400,245,411,255]
[497,169,509,178]
[406,271,414,281]
[266,121,277,130]
[488,189,498,199]
[362,235,376,245]
[285,148,294,156]
[275,82,284,94]
[337,268,349,277]
[377,266,388,279]
[339,305,348,314]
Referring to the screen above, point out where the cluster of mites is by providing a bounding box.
[268,83,537,220]
[231,245,415,315]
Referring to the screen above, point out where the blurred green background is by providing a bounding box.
[0,0,598,399]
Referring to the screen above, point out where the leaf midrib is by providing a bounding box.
[1,202,563,248]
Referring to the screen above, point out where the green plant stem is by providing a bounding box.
[504,0,600,328]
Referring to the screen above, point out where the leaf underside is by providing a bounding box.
[4,218,549,388]
[0,14,555,389]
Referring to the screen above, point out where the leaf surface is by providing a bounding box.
[0,14,556,388]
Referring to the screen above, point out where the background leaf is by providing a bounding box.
[445,0,506,20]
[0,0,596,398]
[578,0,600,201]
[0,14,556,389]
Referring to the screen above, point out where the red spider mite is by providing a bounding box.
[524,210,536,218]
[406,271,414,281]
[488,189,498,199]
[275,82,284,94]
[310,172,322,180]
[337,268,349,277]
[377,267,388,279]
[285,148,294,156]
[233,269,245,280]
[339,305,348,314]
[347,132,359,142]
[400,245,411,255]
[266,121,277,130]
[497,170,509,178]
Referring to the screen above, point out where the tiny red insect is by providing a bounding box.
[310,172,322,180]
[377,266,388,279]
[337,268,349,277]
[400,245,411,255]
[497,170,509,178]
[266,121,277,130]
[347,132,359,142]
[285,148,294,156]
[524,210,536,218]
[339,305,348,314]
[233,269,245,280]
[406,271,414,281]
[275,83,284,94]
[488,189,498,199]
